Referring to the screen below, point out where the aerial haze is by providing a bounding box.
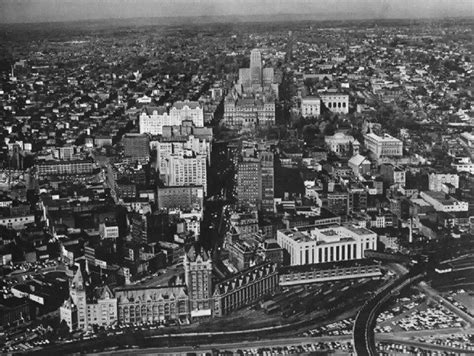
[0,0,472,23]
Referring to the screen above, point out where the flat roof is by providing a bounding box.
[280,259,379,274]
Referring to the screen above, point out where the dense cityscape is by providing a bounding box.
[0,10,473,356]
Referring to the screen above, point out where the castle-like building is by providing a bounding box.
[223,49,278,129]
[60,246,278,330]
[60,265,117,331]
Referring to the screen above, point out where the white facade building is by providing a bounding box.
[139,101,204,135]
[139,107,176,135]
[156,135,211,176]
[60,267,117,331]
[325,132,359,156]
[166,152,207,195]
[301,97,321,117]
[0,214,35,230]
[364,133,403,157]
[420,191,468,212]
[428,173,459,192]
[320,93,349,114]
[277,224,377,266]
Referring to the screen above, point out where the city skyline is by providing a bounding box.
[0,1,472,353]
[0,0,472,24]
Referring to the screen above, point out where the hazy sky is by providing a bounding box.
[0,0,472,23]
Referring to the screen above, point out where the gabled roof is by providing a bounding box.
[172,100,201,110]
[142,106,167,115]
[349,154,369,167]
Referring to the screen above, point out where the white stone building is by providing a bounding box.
[277,224,377,266]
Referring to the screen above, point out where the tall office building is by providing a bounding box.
[184,245,213,315]
[165,152,207,195]
[237,157,261,206]
[156,135,211,178]
[260,151,274,212]
[236,150,274,211]
[250,49,262,86]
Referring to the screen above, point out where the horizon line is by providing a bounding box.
[1,12,473,27]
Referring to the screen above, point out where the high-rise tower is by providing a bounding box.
[259,151,274,212]
[250,49,262,86]
[184,245,213,314]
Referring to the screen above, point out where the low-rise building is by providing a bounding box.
[213,262,278,317]
[277,224,377,266]
[420,191,469,212]
[364,133,403,158]
[428,173,459,192]
[325,132,359,157]
[279,260,382,286]
[301,96,321,117]
[320,93,349,114]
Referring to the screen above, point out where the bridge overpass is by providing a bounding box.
[353,272,423,355]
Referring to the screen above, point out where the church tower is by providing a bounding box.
[69,266,88,330]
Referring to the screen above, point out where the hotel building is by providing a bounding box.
[139,101,204,135]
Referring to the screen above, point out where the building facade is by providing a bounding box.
[320,93,349,114]
[325,132,359,157]
[115,286,189,324]
[36,159,95,177]
[301,97,321,117]
[156,135,211,178]
[157,186,204,210]
[236,151,274,211]
[223,49,278,129]
[364,133,403,157]
[223,95,275,129]
[279,260,382,286]
[184,246,213,315]
[213,262,278,317]
[139,101,204,135]
[277,224,377,266]
[60,267,117,331]
[428,173,459,192]
[420,191,468,212]
[165,152,207,195]
[260,151,275,212]
[237,157,261,206]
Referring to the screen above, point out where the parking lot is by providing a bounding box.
[415,333,474,352]
[210,341,354,355]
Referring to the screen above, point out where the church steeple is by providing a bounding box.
[71,265,85,291]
